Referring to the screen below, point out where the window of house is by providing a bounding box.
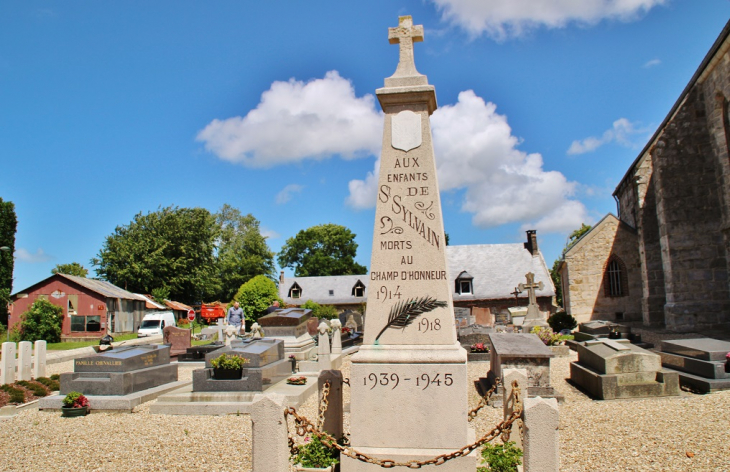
[604,256,628,298]
[289,283,302,299]
[86,316,101,331]
[454,271,474,295]
[352,280,366,298]
[329,290,334,296]
[71,316,86,332]
[67,295,78,316]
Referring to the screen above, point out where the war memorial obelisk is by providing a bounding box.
[343,16,475,471]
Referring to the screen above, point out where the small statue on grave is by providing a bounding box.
[330,319,342,332]
[224,324,239,345]
[318,321,330,335]
[250,322,265,338]
[345,314,358,332]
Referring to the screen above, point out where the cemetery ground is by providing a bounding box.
[0,329,728,471]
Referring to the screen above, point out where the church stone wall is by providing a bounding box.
[651,79,730,330]
[561,217,642,324]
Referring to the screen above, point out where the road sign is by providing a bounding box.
[188,309,196,321]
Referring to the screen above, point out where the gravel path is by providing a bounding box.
[2,349,728,471]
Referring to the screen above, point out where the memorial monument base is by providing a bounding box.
[340,445,477,471]
[346,345,472,471]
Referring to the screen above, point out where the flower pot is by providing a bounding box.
[295,465,334,471]
[213,368,243,380]
[61,406,88,418]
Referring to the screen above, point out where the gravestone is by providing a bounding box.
[1,342,16,385]
[339,310,363,332]
[306,317,320,336]
[482,333,562,403]
[519,273,549,332]
[570,338,679,400]
[192,338,290,392]
[163,326,192,357]
[659,338,730,392]
[178,342,225,362]
[454,307,472,327]
[344,16,473,471]
[60,345,178,395]
[33,340,47,379]
[17,341,32,381]
[258,308,316,360]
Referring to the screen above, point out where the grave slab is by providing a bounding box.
[571,339,679,400]
[60,345,178,396]
[192,339,290,392]
[659,338,730,392]
[482,333,562,404]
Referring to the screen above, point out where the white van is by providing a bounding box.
[137,311,177,337]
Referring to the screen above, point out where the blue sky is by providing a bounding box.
[2,1,729,295]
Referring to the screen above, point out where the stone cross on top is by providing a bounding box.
[385,16,427,87]
[518,272,544,308]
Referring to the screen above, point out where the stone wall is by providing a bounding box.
[560,215,642,324]
[613,36,730,331]
[453,297,553,325]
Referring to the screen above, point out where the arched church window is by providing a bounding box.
[604,256,628,298]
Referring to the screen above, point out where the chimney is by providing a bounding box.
[524,230,538,256]
[280,271,285,285]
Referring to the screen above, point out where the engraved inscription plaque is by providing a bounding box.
[391,110,422,152]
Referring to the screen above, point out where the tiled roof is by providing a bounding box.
[280,243,555,306]
[165,299,193,311]
[446,244,555,302]
[55,274,148,301]
[280,274,368,306]
[137,294,167,310]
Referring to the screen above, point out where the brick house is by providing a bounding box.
[9,274,146,340]
[280,231,555,326]
[560,20,730,331]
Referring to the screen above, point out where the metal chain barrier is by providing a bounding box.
[468,377,501,422]
[285,379,523,468]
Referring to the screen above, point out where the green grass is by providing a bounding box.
[191,339,213,346]
[47,333,140,351]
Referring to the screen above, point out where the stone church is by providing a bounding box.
[560,20,730,331]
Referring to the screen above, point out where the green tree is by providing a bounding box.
[92,206,220,305]
[151,287,170,306]
[301,299,339,320]
[18,299,64,343]
[551,223,592,308]
[215,204,276,302]
[231,275,283,322]
[52,262,89,277]
[278,224,367,277]
[0,198,17,326]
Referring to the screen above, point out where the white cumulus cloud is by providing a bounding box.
[197,71,383,168]
[347,90,589,234]
[15,248,53,263]
[275,184,304,205]
[430,0,666,39]
[567,118,648,155]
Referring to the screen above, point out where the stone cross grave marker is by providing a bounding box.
[345,15,472,471]
[519,272,548,330]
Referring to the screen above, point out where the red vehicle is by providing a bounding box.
[200,303,226,324]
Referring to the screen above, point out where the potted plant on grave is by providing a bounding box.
[291,432,339,471]
[210,353,250,380]
[61,391,89,417]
